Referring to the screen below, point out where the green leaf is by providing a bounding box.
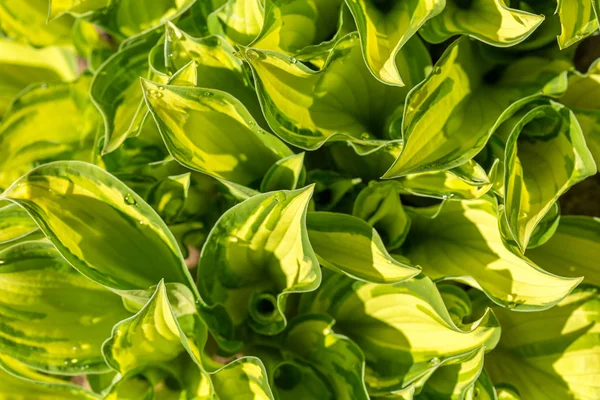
[251,0,344,55]
[260,152,306,192]
[240,33,427,149]
[309,170,362,212]
[528,216,600,287]
[0,354,99,399]
[208,0,264,45]
[197,186,320,349]
[142,80,292,186]
[71,19,114,72]
[92,0,196,38]
[383,38,571,177]
[420,346,486,399]
[561,60,600,111]
[403,197,582,310]
[420,0,544,47]
[275,314,369,400]
[91,34,158,154]
[0,240,129,374]
[0,39,78,117]
[49,0,110,20]
[103,281,205,372]
[0,161,195,293]
[397,159,495,201]
[145,173,190,224]
[352,181,411,250]
[0,77,101,190]
[557,0,600,49]
[164,23,268,127]
[344,0,444,85]
[0,0,74,46]
[306,211,420,283]
[502,101,596,251]
[211,357,275,399]
[0,204,39,250]
[486,286,600,400]
[300,273,500,394]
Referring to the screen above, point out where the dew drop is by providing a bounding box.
[229,237,239,243]
[289,57,297,64]
[247,120,255,125]
[360,133,370,140]
[203,91,213,97]
[70,358,79,364]
[429,357,441,366]
[431,67,442,76]
[72,346,79,351]
[155,92,164,98]
[442,195,448,200]
[387,259,393,264]
[139,220,146,225]
[124,193,137,205]
[246,49,259,60]
[147,89,157,96]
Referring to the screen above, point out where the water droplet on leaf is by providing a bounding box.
[124,193,136,205]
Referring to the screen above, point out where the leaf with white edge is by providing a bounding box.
[0,204,39,249]
[142,80,292,186]
[0,354,99,399]
[420,0,544,47]
[557,0,599,49]
[352,181,411,250]
[306,211,420,283]
[0,161,195,293]
[211,357,275,399]
[0,39,78,116]
[561,59,600,111]
[472,369,499,400]
[344,0,444,86]
[420,346,486,400]
[145,173,190,224]
[397,159,494,201]
[403,197,582,310]
[164,23,268,127]
[383,38,571,178]
[197,186,319,350]
[0,0,74,46]
[240,33,428,150]
[251,0,344,55]
[91,35,158,154]
[92,0,196,38]
[499,202,561,252]
[528,216,600,287]
[0,240,130,374]
[260,153,306,192]
[0,77,101,190]
[486,286,600,400]
[102,281,205,373]
[495,385,520,400]
[49,0,110,20]
[208,0,264,45]
[502,101,596,251]
[274,314,369,400]
[300,272,500,394]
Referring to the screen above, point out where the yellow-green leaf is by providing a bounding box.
[383,38,571,178]
[403,197,582,310]
[0,240,129,374]
[300,273,500,394]
[344,0,444,85]
[197,187,319,349]
[486,286,600,400]
[528,216,600,287]
[260,152,306,192]
[420,0,544,47]
[142,80,292,186]
[557,0,600,49]
[306,211,420,283]
[502,101,596,251]
[0,161,195,292]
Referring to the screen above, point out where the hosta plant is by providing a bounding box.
[0,0,599,399]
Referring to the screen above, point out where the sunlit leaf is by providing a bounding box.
[197,186,320,350]
[402,197,582,310]
[420,0,544,47]
[344,0,444,85]
[0,240,129,374]
[142,80,292,186]
[306,211,420,283]
[0,161,195,292]
[556,0,600,49]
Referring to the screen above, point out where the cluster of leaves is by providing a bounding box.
[0,0,599,399]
